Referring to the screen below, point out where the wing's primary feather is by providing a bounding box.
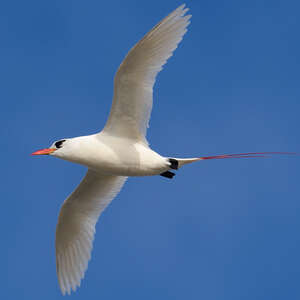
[103,4,191,143]
[55,170,127,295]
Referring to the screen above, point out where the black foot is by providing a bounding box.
[168,158,179,170]
[160,171,175,179]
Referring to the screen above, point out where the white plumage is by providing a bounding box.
[32,4,294,295]
[104,4,191,144]
[56,171,127,295]
[52,5,192,294]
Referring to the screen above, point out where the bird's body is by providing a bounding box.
[32,4,295,295]
[54,133,169,176]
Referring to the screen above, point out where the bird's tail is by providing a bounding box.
[172,152,299,169]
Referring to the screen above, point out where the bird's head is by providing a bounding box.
[31,139,69,157]
[31,136,92,165]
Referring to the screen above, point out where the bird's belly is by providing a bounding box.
[94,163,167,176]
[87,157,168,176]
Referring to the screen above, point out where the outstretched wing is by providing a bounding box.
[55,170,127,295]
[102,5,191,144]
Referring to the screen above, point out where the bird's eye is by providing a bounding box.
[55,140,66,149]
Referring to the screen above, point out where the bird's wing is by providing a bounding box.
[55,169,127,295]
[102,5,191,144]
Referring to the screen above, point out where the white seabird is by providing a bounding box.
[32,4,294,295]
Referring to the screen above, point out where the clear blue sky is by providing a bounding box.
[1,0,300,299]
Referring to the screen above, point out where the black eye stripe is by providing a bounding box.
[55,140,66,148]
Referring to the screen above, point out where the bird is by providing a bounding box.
[31,4,296,295]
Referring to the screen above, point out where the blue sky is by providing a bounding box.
[1,0,300,299]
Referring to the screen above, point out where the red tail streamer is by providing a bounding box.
[200,152,299,160]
